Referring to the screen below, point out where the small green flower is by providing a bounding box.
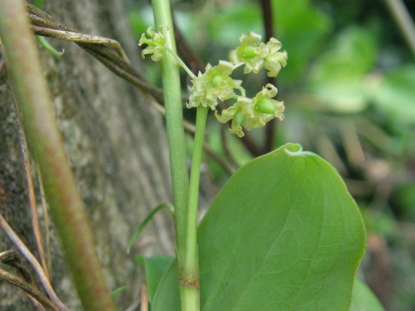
[229,32,288,77]
[229,32,268,74]
[263,38,288,77]
[187,61,243,110]
[215,84,284,137]
[138,26,167,61]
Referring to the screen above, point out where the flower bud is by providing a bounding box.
[233,110,247,126]
[242,47,257,59]
[211,74,224,87]
[256,99,276,114]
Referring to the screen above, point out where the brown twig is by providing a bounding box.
[203,142,235,176]
[26,3,168,103]
[140,284,148,311]
[123,282,148,311]
[0,266,59,311]
[0,214,69,311]
[17,116,50,281]
[36,163,52,280]
[259,0,277,153]
[124,297,141,311]
[0,249,36,286]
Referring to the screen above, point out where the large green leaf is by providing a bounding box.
[141,255,175,304]
[350,278,384,311]
[199,143,366,310]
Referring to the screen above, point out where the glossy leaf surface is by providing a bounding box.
[199,143,366,310]
[152,143,366,310]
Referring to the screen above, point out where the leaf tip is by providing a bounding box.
[283,143,304,156]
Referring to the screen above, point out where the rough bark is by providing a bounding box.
[0,0,175,309]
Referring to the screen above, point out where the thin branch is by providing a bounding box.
[37,163,52,281]
[26,4,129,61]
[140,284,148,311]
[382,0,415,57]
[0,266,59,311]
[260,0,277,153]
[123,284,147,311]
[0,214,69,311]
[0,249,37,286]
[173,17,205,75]
[241,133,263,157]
[17,115,50,281]
[203,141,235,176]
[220,124,240,170]
[259,0,274,41]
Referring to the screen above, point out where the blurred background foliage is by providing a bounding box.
[127,0,415,309]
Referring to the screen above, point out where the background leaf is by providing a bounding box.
[198,143,366,310]
[309,26,378,113]
[371,65,415,126]
[350,278,385,311]
[272,0,332,83]
[141,255,175,304]
[152,259,180,310]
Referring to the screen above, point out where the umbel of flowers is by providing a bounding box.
[139,28,288,137]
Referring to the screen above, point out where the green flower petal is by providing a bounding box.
[188,61,242,110]
[138,26,167,61]
[264,38,288,77]
[215,105,239,123]
[229,124,245,137]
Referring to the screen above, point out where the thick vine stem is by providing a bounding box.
[0,1,115,310]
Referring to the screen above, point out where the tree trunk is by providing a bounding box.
[0,0,174,309]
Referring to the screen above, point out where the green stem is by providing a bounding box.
[165,47,197,79]
[0,1,115,310]
[36,36,65,56]
[182,106,209,309]
[185,106,208,276]
[150,1,195,309]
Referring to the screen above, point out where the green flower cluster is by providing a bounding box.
[215,84,284,137]
[187,61,244,111]
[229,32,288,78]
[139,28,287,137]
